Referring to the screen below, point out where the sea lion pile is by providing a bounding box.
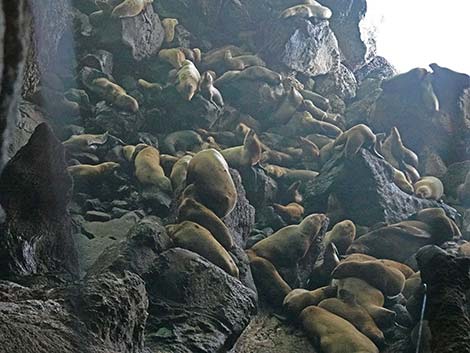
[6,0,470,352]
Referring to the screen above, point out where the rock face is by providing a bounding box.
[0,271,148,353]
[303,149,457,226]
[143,248,257,353]
[0,123,78,277]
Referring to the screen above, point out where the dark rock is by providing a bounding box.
[85,210,111,222]
[235,166,278,211]
[0,271,148,353]
[79,49,114,76]
[111,207,132,218]
[143,248,257,353]
[259,18,340,76]
[321,0,375,71]
[303,149,457,226]
[441,160,470,199]
[230,310,319,353]
[87,216,171,277]
[355,56,397,82]
[314,63,357,101]
[344,78,382,127]
[0,123,78,278]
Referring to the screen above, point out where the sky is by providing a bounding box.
[365,0,470,74]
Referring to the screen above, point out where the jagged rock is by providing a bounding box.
[303,149,457,226]
[345,78,382,127]
[321,0,375,71]
[76,211,141,275]
[143,248,257,353]
[0,123,78,278]
[0,271,148,353]
[314,63,357,101]
[85,211,111,222]
[441,160,470,198]
[230,311,319,353]
[87,216,172,277]
[235,166,278,211]
[259,18,340,76]
[355,56,397,82]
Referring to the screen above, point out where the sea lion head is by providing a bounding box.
[299,213,329,238]
[114,94,139,113]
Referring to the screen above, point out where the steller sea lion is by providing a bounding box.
[166,221,239,277]
[63,132,109,153]
[67,162,120,179]
[88,78,139,112]
[272,202,305,223]
[392,167,414,194]
[134,146,172,193]
[381,127,419,170]
[186,149,237,218]
[199,71,224,107]
[161,18,178,43]
[344,253,415,279]
[333,124,380,159]
[414,176,444,200]
[319,290,385,347]
[176,60,201,101]
[238,66,282,85]
[300,306,379,353]
[281,180,303,204]
[280,2,333,20]
[158,48,186,69]
[180,48,202,64]
[271,87,304,124]
[224,50,265,70]
[221,129,262,169]
[162,130,203,155]
[250,213,328,268]
[403,271,421,299]
[300,88,330,112]
[287,111,342,138]
[169,155,192,190]
[177,197,234,250]
[323,220,356,254]
[261,149,296,167]
[283,285,336,316]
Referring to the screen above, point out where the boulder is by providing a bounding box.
[355,56,397,82]
[314,63,357,101]
[303,149,457,226]
[0,123,78,278]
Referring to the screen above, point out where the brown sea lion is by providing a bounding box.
[163,130,203,155]
[221,129,262,168]
[158,48,185,69]
[344,254,415,279]
[300,88,330,112]
[63,133,109,153]
[272,202,305,223]
[88,78,139,112]
[67,162,120,179]
[333,124,379,158]
[283,285,337,316]
[134,146,172,193]
[324,220,356,254]
[271,87,304,124]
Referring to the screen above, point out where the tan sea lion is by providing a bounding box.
[176,60,201,101]
[166,221,239,277]
[287,111,342,138]
[319,290,385,347]
[186,149,237,218]
[137,79,163,93]
[63,133,109,153]
[221,129,262,168]
[414,176,444,200]
[334,124,379,158]
[264,164,319,183]
[169,155,192,190]
[180,48,202,64]
[271,87,304,124]
[161,18,178,43]
[111,0,153,18]
[199,71,224,107]
[298,136,320,168]
[89,78,139,112]
[224,50,265,70]
[261,149,296,167]
[283,286,336,316]
[323,220,356,254]
[300,306,379,353]
[301,99,328,121]
[250,213,328,268]
[134,146,172,193]
[158,48,186,69]
[403,271,421,299]
[177,197,234,250]
[272,202,304,223]
[67,162,120,179]
[381,127,419,169]
[332,259,406,297]
[344,254,415,279]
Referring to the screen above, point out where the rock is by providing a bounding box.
[344,78,382,126]
[0,271,148,353]
[321,0,375,71]
[314,63,357,101]
[87,216,171,277]
[259,18,340,76]
[85,210,111,222]
[355,56,397,82]
[143,248,257,353]
[441,160,470,198]
[303,149,457,226]
[230,311,319,353]
[76,212,141,275]
[0,123,78,278]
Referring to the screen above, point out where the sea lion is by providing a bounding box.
[186,149,237,218]
[283,286,337,316]
[63,132,109,153]
[247,251,292,306]
[137,79,163,94]
[298,136,320,168]
[344,254,415,279]
[169,155,192,190]
[272,202,304,223]
[280,1,333,20]
[334,277,396,328]
[158,48,185,69]
[305,134,334,149]
[162,130,203,155]
[180,48,202,64]
[403,271,421,299]
[414,176,444,200]
[300,88,330,112]
[238,66,282,85]
[166,221,239,277]
[287,111,342,138]
[67,162,120,178]
[410,207,461,240]
[88,78,139,112]
[324,220,356,254]
[161,18,178,43]
[261,149,296,167]
[176,60,201,101]
[381,127,419,169]
[300,306,379,353]
[332,259,406,296]
[301,99,329,121]
[392,167,414,194]
[177,197,234,250]
[221,129,262,168]
[271,87,304,124]
[319,290,385,347]
[199,71,224,107]
[111,0,153,18]
[334,124,380,159]
[250,213,328,268]
[134,146,172,193]
[264,164,319,183]
[224,50,265,70]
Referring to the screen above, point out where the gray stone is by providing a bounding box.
[314,63,357,101]
[85,211,111,222]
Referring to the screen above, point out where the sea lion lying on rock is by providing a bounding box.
[414,176,444,200]
[283,285,337,316]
